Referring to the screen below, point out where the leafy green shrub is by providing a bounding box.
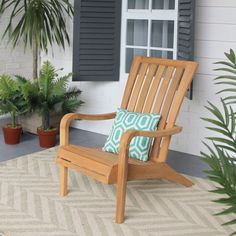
[201,49,236,235]
[0,75,28,128]
[19,61,84,131]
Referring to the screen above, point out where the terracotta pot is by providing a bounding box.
[2,125,22,145]
[37,128,57,148]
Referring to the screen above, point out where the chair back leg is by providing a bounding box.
[60,165,68,196]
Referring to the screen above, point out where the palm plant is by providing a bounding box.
[0,0,73,80]
[0,74,28,128]
[19,60,83,131]
[201,49,236,235]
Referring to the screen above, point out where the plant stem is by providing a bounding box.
[32,33,38,81]
[11,111,16,128]
[42,111,50,130]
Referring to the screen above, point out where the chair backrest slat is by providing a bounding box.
[143,65,166,113]
[128,63,149,112]
[120,56,198,162]
[152,66,175,114]
[121,56,142,109]
[136,64,157,113]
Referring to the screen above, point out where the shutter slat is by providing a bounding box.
[80,44,113,50]
[73,0,121,81]
[81,23,115,28]
[80,28,115,34]
[80,50,113,55]
[178,0,195,99]
[82,2,114,7]
[80,55,114,60]
[80,34,114,39]
[79,60,114,65]
[79,71,114,76]
[80,18,115,23]
[80,65,115,71]
[81,7,115,13]
[81,13,115,18]
[80,39,114,44]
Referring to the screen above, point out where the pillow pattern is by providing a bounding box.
[103,108,161,161]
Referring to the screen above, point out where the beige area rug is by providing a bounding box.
[0,148,235,236]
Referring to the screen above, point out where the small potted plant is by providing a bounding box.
[20,61,83,148]
[0,74,28,144]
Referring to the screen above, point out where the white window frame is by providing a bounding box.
[120,0,179,76]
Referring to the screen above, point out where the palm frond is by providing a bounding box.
[62,99,84,114]
[202,49,236,235]
[52,73,71,97]
[64,86,82,99]
[0,0,73,51]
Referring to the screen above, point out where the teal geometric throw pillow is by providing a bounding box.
[103,108,161,162]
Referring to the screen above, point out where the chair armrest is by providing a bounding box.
[115,125,182,210]
[60,112,116,146]
[120,125,182,151]
[118,125,182,166]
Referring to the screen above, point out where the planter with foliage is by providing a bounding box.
[0,75,28,144]
[201,49,236,235]
[19,61,83,148]
[19,112,63,134]
[0,0,74,132]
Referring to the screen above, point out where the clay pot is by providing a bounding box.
[2,125,22,145]
[37,128,57,148]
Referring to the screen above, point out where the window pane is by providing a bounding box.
[152,0,175,9]
[126,48,147,73]
[128,0,149,9]
[151,20,174,48]
[127,20,148,46]
[150,50,173,59]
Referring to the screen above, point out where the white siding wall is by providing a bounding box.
[0,15,32,77]
[1,0,235,156]
[43,0,236,156]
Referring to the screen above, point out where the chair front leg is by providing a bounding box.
[60,165,68,197]
[115,130,137,224]
[116,149,130,223]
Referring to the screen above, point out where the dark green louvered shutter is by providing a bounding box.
[178,0,196,99]
[73,0,122,81]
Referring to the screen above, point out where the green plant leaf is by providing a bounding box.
[225,49,236,64]
[214,68,236,75]
[215,75,236,81]
[215,61,236,69]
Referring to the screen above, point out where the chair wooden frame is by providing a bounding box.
[56,56,198,224]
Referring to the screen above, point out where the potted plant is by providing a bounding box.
[0,0,73,80]
[0,74,28,144]
[20,61,83,148]
[201,49,236,235]
[0,0,74,132]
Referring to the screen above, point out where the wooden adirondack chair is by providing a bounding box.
[56,56,198,224]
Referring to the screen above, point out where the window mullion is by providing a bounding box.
[147,19,151,57]
[173,0,179,59]
[149,0,152,11]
